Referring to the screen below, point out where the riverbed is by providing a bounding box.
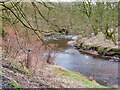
[44,35,119,87]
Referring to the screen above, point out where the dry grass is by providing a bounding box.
[79,32,118,48]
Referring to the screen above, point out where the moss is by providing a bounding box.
[98,47,105,55]
[76,42,120,57]
[74,44,80,48]
[79,40,82,44]
[105,48,120,56]
[103,47,110,55]
[85,45,92,50]
[91,45,98,51]
[79,44,98,51]
[98,47,113,55]
[110,48,120,52]
[118,50,120,54]
[81,45,86,50]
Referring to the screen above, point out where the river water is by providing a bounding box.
[44,35,119,87]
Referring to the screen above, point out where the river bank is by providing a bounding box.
[1,62,108,88]
[70,32,120,61]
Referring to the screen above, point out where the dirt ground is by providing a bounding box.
[2,63,108,88]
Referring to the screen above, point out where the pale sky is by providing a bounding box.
[35,0,119,2]
[36,0,77,2]
[15,0,119,2]
[48,0,76,2]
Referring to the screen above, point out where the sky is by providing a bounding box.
[12,0,119,2]
[36,0,76,2]
[48,0,76,2]
[35,0,119,2]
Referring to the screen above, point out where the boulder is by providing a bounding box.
[67,41,76,46]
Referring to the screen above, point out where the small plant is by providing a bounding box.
[0,71,5,77]
[8,81,21,88]
[19,62,32,76]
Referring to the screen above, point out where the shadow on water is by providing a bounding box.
[45,35,119,87]
[46,38,72,50]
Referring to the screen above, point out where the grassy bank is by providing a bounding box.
[1,63,108,88]
[53,66,107,88]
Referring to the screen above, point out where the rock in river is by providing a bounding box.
[67,41,76,46]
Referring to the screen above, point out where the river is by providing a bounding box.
[44,35,119,87]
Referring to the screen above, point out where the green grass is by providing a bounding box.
[54,67,108,88]
[0,70,5,77]
[0,70,21,88]
[8,81,21,88]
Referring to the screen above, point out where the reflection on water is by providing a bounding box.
[45,35,119,87]
[46,38,72,50]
